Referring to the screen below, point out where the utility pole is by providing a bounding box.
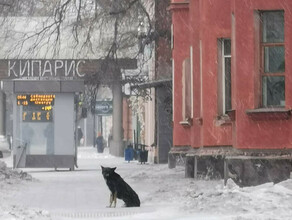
[109,1,124,157]
[110,78,124,157]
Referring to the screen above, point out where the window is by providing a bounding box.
[218,39,231,115]
[260,11,285,107]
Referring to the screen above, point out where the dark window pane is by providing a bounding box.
[262,11,284,43]
[262,76,285,107]
[224,39,231,56]
[225,57,231,111]
[264,46,285,73]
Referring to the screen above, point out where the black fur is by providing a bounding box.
[101,166,140,207]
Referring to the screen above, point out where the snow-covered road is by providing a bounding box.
[1,147,292,220]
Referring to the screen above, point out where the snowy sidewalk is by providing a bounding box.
[1,147,154,219]
[1,147,193,220]
[2,147,292,220]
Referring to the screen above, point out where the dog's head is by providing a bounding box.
[101,166,116,179]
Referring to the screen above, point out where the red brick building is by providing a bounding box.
[169,0,292,185]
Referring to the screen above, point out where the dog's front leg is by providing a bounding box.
[108,193,113,208]
[113,191,117,208]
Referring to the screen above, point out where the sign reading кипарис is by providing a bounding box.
[0,59,137,80]
[0,59,100,79]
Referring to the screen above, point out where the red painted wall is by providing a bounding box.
[189,0,201,148]
[233,0,292,149]
[197,0,232,147]
[171,0,292,150]
[171,3,192,146]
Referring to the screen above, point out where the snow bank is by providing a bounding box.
[181,178,292,220]
[0,161,50,220]
[0,161,32,182]
[121,163,292,220]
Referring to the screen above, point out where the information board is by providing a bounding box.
[17,94,55,122]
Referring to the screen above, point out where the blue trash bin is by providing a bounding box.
[124,148,134,162]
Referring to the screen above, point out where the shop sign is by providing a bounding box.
[95,101,113,115]
[0,58,137,80]
[0,59,100,79]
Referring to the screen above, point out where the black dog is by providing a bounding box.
[101,166,140,208]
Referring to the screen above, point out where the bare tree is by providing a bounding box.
[0,0,158,156]
[0,0,155,92]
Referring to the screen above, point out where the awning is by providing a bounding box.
[130,78,172,90]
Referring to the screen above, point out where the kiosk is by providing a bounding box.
[4,79,84,170]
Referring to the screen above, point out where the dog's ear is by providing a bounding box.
[112,167,116,171]
[101,166,104,170]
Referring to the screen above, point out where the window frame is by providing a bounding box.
[260,10,285,108]
[222,39,232,114]
[217,38,232,116]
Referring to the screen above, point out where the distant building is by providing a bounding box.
[131,0,172,164]
[169,0,292,185]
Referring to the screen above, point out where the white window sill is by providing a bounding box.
[179,118,193,127]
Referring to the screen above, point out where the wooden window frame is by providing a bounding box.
[260,10,285,108]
